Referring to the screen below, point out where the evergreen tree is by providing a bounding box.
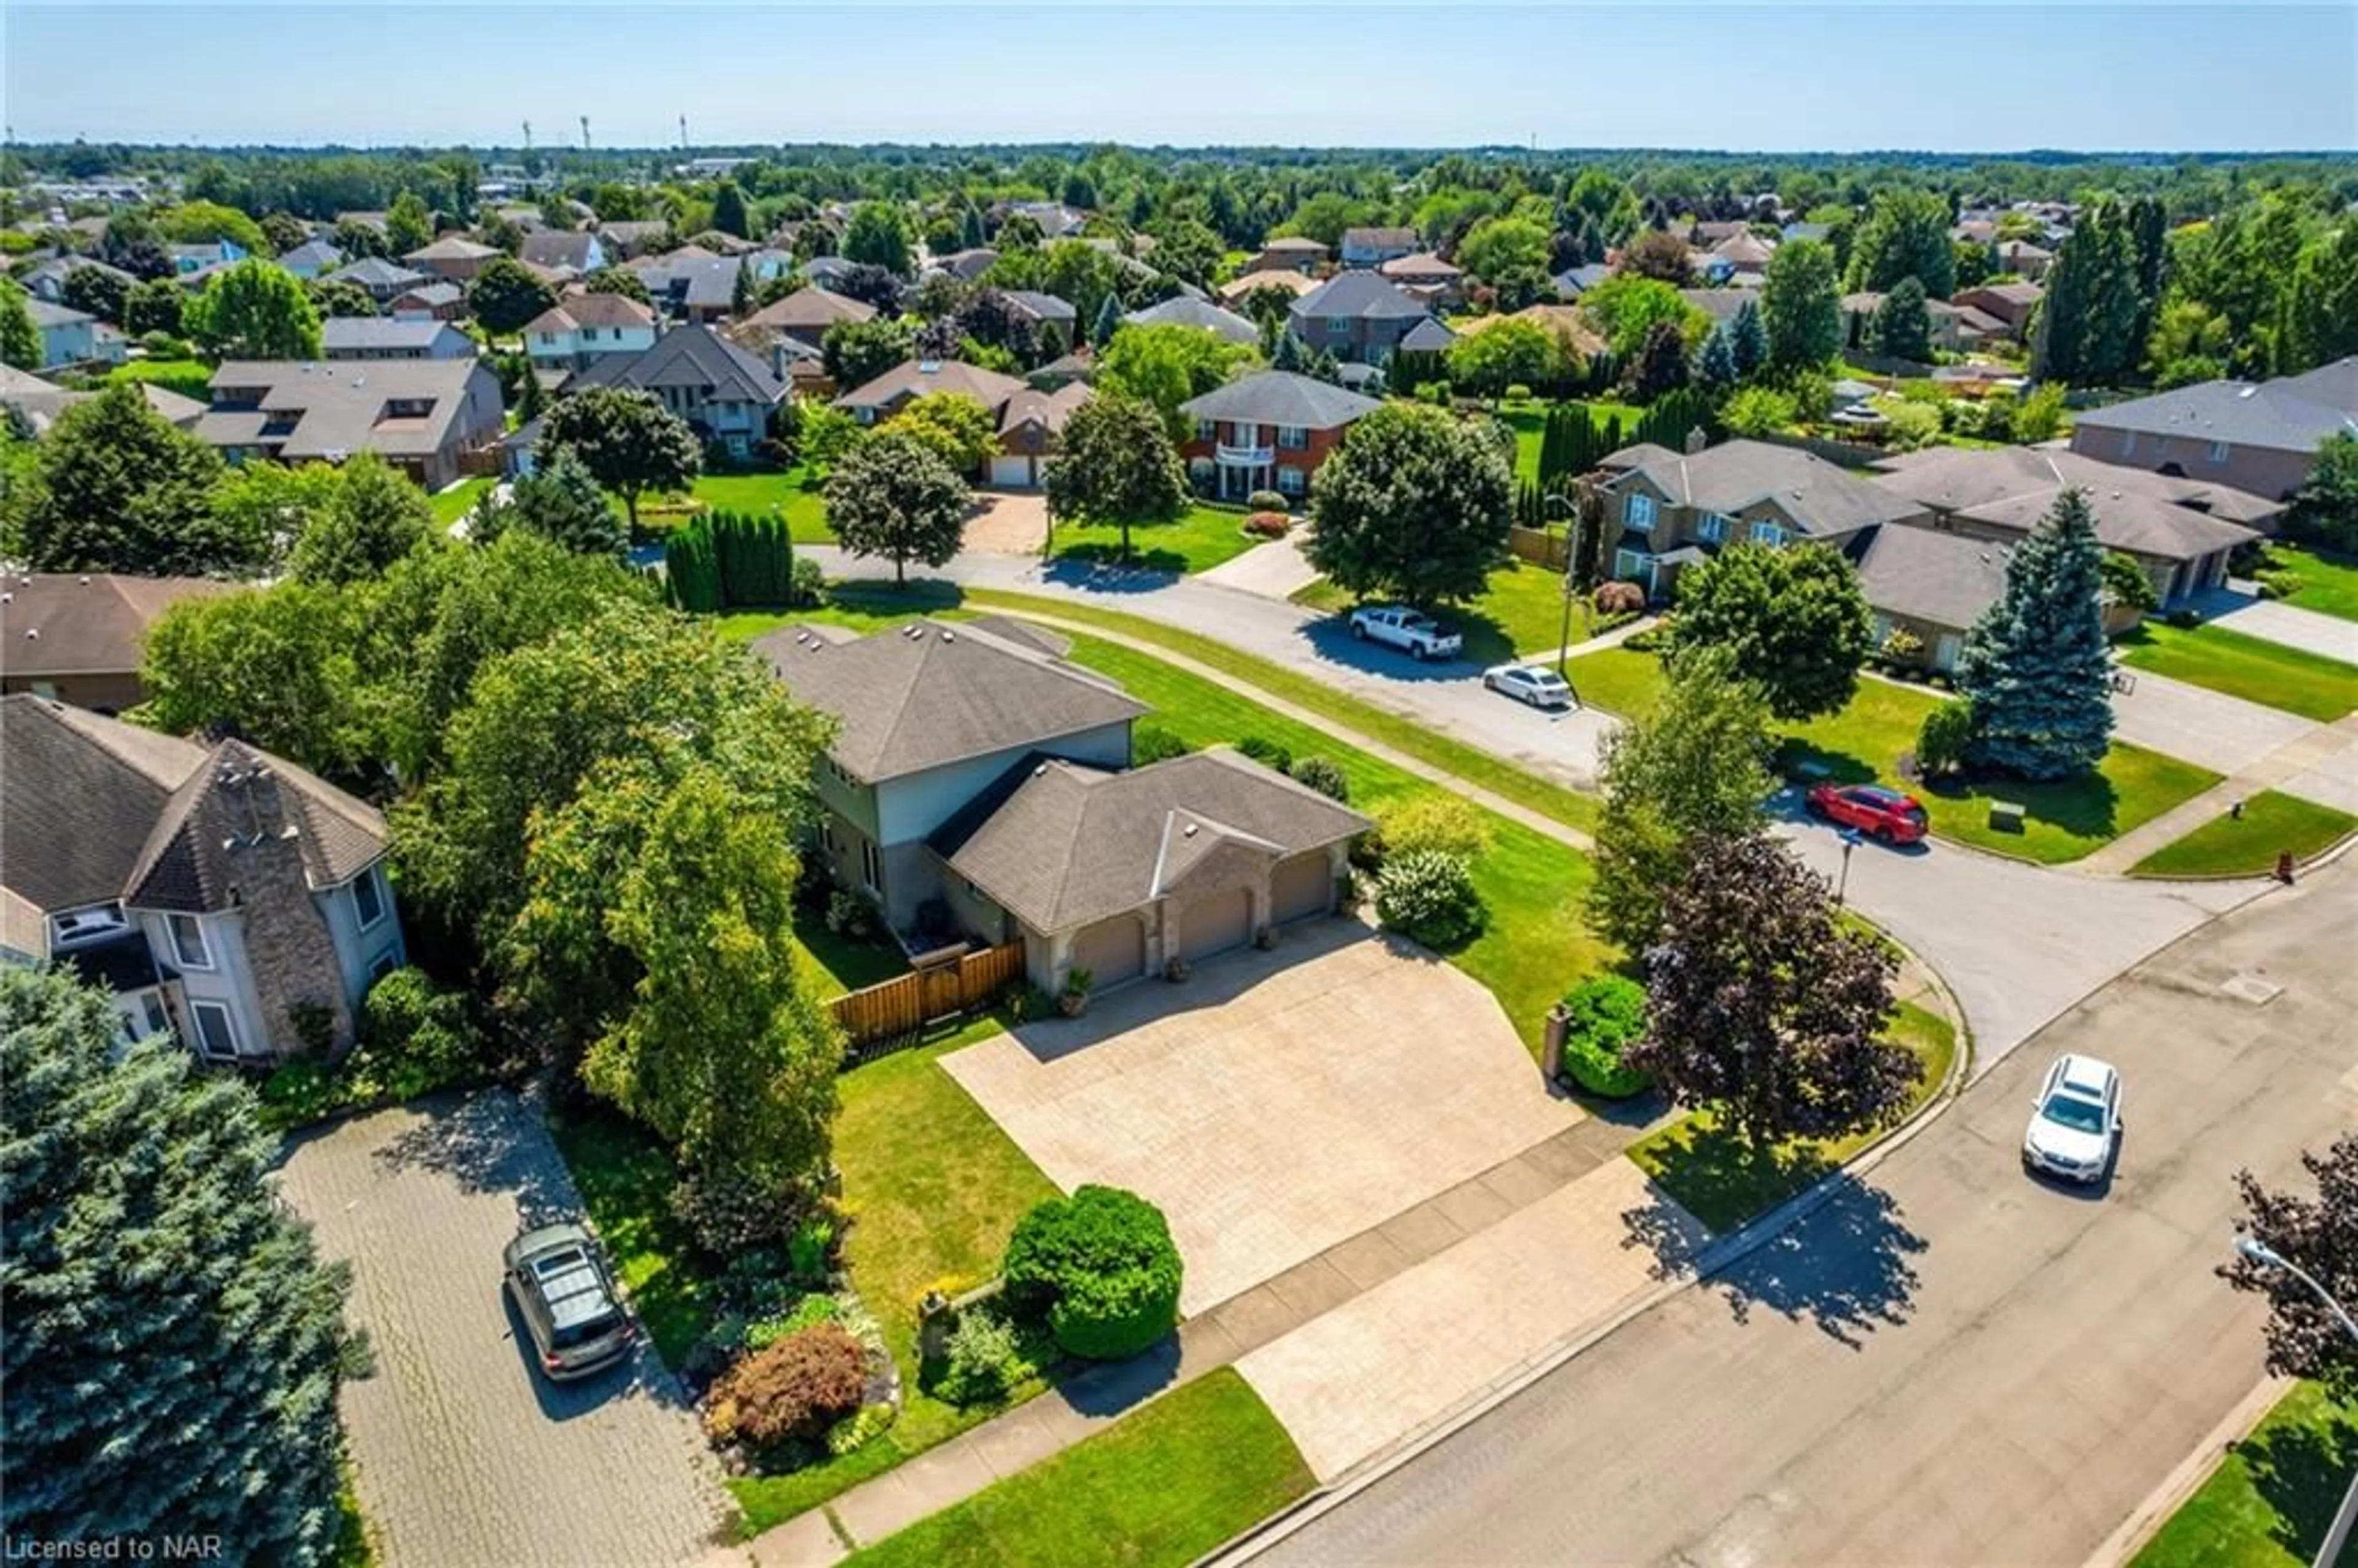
[1622,319,1691,402]
[1696,320,1740,394]
[2,965,359,1561]
[1090,290,1123,349]
[1955,487,2114,780]
[1272,330,1305,372]
[1868,276,1933,362]
[508,448,628,559]
[959,205,987,250]
[2033,200,2142,386]
[384,189,434,256]
[2276,222,2358,376]
[1728,298,1768,379]
[710,180,751,240]
[0,279,39,369]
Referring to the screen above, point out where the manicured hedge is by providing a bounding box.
[1560,973,1653,1098]
[1002,1186,1182,1362]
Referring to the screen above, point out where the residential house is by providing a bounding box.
[401,235,501,284]
[0,695,406,1063]
[1848,521,2019,671]
[1339,227,1418,268]
[831,358,1092,487]
[322,257,429,305]
[2066,358,2358,502]
[1287,271,1439,366]
[17,254,134,304]
[1678,289,1753,328]
[1240,236,1328,275]
[1123,295,1259,345]
[1377,252,1465,306]
[1178,370,1382,504]
[26,300,118,369]
[1003,290,1080,343]
[569,324,787,460]
[520,229,607,274]
[1552,263,1613,299]
[1689,220,1751,247]
[168,239,246,276]
[1457,304,1604,361]
[1586,438,1931,605]
[925,247,999,282]
[631,249,744,323]
[276,240,344,280]
[195,357,505,491]
[995,201,1087,240]
[1218,268,1320,305]
[0,364,205,434]
[803,256,860,292]
[750,618,1366,992]
[322,318,477,362]
[0,574,235,712]
[1952,282,2043,337]
[1871,445,2274,605]
[590,220,672,260]
[1841,292,2004,355]
[1709,230,1778,276]
[387,282,467,322]
[1996,239,2055,279]
[520,292,661,376]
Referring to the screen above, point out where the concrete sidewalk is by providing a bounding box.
[2077,712,2358,875]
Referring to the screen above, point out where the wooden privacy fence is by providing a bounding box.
[1508,525,1571,572]
[832,941,1027,1062]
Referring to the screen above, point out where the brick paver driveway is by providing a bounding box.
[278,1087,730,1568]
[941,920,1581,1314]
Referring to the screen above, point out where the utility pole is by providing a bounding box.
[580,115,591,153]
[521,119,532,152]
[679,114,688,153]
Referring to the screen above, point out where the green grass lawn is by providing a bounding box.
[1501,397,1648,484]
[639,466,834,542]
[427,476,492,526]
[712,583,971,644]
[1627,999,1957,1235]
[547,1106,715,1368]
[791,914,909,1000]
[2118,621,2358,723]
[844,1369,1313,1568]
[959,589,1601,837]
[1049,505,1261,576]
[2133,1381,2357,1568]
[729,1012,1062,1534]
[1294,561,1592,664]
[107,356,215,401]
[1569,648,2225,863]
[2129,790,2358,878]
[2273,545,2358,623]
[1057,632,1616,1055]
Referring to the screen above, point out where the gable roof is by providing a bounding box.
[278,239,344,270]
[322,257,427,290]
[195,358,496,462]
[749,618,1145,783]
[322,317,470,354]
[1870,446,2273,560]
[1003,289,1079,324]
[833,357,1027,414]
[0,573,235,679]
[997,381,1093,438]
[1850,522,2016,632]
[1291,270,1430,321]
[521,290,657,335]
[629,250,744,312]
[1178,370,1382,430]
[1258,236,1329,255]
[1379,251,1463,279]
[2069,358,2358,455]
[519,230,601,270]
[569,325,787,406]
[25,299,94,328]
[390,281,464,308]
[739,286,876,333]
[937,749,1369,935]
[1398,316,1458,352]
[0,367,205,433]
[1342,226,1417,250]
[1600,438,1926,537]
[1122,295,1258,344]
[402,235,500,263]
[1219,269,1320,303]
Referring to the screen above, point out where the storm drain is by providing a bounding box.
[2220,972,2283,1006]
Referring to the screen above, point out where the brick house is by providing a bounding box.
[2066,357,2357,503]
[1951,282,2044,336]
[1177,370,1382,504]
[1339,227,1418,268]
[1286,271,1442,366]
[566,324,787,462]
[401,235,501,284]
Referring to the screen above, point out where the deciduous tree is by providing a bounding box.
[710,180,751,240]
[1304,403,1511,608]
[1095,322,1251,441]
[185,258,325,360]
[0,279,39,369]
[61,263,130,324]
[1762,237,1841,372]
[284,452,435,585]
[1043,391,1187,561]
[890,391,999,478]
[1670,540,1874,721]
[537,386,702,531]
[819,316,916,392]
[1846,189,1956,299]
[2219,1134,2357,1399]
[384,189,434,255]
[842,201,916,276]
[18,384,239,575]
[467,254,557,335]
[823,427,968,585]
[1955,486,2114,779]
[1446,319,1567,399]
[1868,275,1933,362]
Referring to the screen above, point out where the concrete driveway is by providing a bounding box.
[963,491,1048,554]
[278,1089,730,1568]
[940,920,1581,1314]
[2200,589,2358,662]
[2109,665,2319,775]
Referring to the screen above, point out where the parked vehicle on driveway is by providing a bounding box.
[1348,605,1462,661]
[503,1223,635,1380]
[1482,662,1574,709]
[1805,782,1930,844]
[2021,1054,2123,1186]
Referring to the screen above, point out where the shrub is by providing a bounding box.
[2166,607,2202,629]
[255,1060,342,1131]
[702,1323,868,1450]
[2012,382,2067,443]
[1288,755,1350,802]
[1244,510,1292,538]
[670,1169,805,1255]
[744,1292,842,1353]
[825,1402,897,1457]
[1008,983,1060,1022]
[1374,849,1485,950]
[1879,624,1925,666]
[1235,735,1293,773]
[1503,382,1534,403]
[349,967,484,1101]
[1247,488,1288,512]
[1375,794,1492,863]
[789,555,825,607]
[1881,401,1942,451]
[2254,568,2303,601]
[1558,974,1652,1097]
[1916,696,1977,777]
[1721,386,1797,438]
[2099,550,2161,614]
[1593,580,1645,615]
[1132,724,1192,764]
[824,889,876,939]
[935,1308,1027,1405]
[787,1214,838,1286]
[1002,1186,1183,1362]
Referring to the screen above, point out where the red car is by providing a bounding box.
[1806,782,1930,844]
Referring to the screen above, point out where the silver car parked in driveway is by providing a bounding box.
[503,1222,636,1380]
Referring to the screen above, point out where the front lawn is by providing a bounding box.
[427,476,493,526]
[728,1012,1062,1533]
[715,581,969,643]
[2129,790,2358,878]
[1293,560,1591,664]
[2257,543,2358,624]
[2117,621,2358,723]
[690,467,835,543]
[844,1369,1312,1568]
[1048,505,1262,576]
[1626,999,1957,1235]
[1057,632,1616,1055]
[107,356,214,402]
[2133,1381,2357,1568]
[1570,648,2225,864]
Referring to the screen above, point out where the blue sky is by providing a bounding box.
[4,4,2353,152]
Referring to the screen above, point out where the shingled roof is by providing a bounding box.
[749,618,1145,783]
[0,573,234,680]
[1870,446,2273,561]
[1599,438,1926,537]
[1178,370,1382,430]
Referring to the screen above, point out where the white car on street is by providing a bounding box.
[1348,605,1463,661]
[1482,662,1574,709]
[2021,1054,2122,1185]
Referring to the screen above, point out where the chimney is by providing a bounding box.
[1683,425,1708,456]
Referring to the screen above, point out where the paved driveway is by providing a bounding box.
[941,920,1581,1314]
[2109,666,2318,775]
[278,1089,730,1568]
[2201,589,2358,662]
[963,492,1048,554]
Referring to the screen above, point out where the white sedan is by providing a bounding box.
[1482,662,1575,710]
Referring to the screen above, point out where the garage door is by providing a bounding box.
[1270,852,1334,925]
[1070,914,1145,987]
[1178,886,1253,963]
[988,454,1033,488]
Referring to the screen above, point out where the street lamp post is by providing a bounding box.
[2233,1233,2358,1568]
[1836,827,1863,907]
[1545,491,1580,678]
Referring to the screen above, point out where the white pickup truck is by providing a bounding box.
[1348,604,1463,661]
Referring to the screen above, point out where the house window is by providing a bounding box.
[1625,493,1657,531]
[1697,512,1730,543]
[1614,548,1652,580]
[859,838,882,894]
[2208,440,2230,464]
[1196,419,1216,442]
[187,1000,241,1062]
[1326,317,1350,335]
[352,866,386,930]
[169,914,212,971]
[1278,425,1309,450]
[1752,523,1787,547]
[1276,465,1307,495]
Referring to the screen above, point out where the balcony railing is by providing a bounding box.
[1215,442,1275,466]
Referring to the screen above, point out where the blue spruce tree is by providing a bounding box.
[1697,321,1740,394]
[1728,299,1769,379]
[1955,487,2115,780]
[1090,290,1123,349]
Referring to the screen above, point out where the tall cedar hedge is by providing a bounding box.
[664,508,796,613]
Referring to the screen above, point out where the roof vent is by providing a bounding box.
[77,575,90,585]
[1182,822,1199,837]
[23,627,35,639]
[1032,763,1046,777]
